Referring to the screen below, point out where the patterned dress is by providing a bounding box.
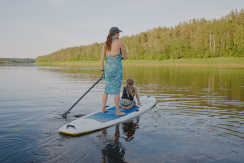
[103,37,123,94]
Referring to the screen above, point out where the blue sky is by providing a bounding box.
[0,0,243,58]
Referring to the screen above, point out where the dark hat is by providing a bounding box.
[109,27,122,35]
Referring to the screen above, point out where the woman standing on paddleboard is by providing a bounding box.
[100,27,128,116]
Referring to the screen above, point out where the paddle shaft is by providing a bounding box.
[67,76,103,113]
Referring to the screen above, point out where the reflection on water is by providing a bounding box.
[0,64,244,162]
[99,117,140,163]
[121,117,140,142]
[100,125,125,163]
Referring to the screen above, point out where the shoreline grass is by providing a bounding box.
[35,57,244,67]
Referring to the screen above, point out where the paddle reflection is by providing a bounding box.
[101,117,140,163]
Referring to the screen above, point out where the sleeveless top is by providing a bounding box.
[121,87,134,101]
[103,36,123,94]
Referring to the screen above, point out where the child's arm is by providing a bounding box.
[135,88,142,105]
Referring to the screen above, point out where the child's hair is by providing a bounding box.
[126,78,137,97]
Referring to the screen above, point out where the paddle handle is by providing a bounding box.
[67,77,103,112]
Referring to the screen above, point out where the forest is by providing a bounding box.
[36,9,244,62]
[0,58,35,63]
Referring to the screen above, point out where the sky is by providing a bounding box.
[0,0,243,58]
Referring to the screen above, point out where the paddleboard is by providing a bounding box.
[59,96,156,136]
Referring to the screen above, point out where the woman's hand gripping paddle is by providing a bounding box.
[62,77,103,119]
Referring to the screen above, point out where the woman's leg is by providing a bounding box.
[115,94,125,116]
[114,124,120,141]
[101,93,109,113]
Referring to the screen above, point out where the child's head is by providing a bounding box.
[126,78,136,97]
[126,78,134,86]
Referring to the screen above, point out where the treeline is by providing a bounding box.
[0,58,35,63]
[36,9,244,62]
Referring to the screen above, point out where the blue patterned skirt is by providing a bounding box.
[103,55,123,94]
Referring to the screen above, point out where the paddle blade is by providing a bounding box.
[62,111,69,119]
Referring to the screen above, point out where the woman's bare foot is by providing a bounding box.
[101,109,109,113]
[116,111,125,116]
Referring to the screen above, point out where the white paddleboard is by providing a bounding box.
[59,96,156,135]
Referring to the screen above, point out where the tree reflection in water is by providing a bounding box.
[101,117,140,163]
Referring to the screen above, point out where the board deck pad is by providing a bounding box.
[84,105,139,123]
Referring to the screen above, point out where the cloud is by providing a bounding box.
[19,22,33,26]
[19,22,39,31]
[18,22,83,43]
[43,30,64,36]
[0,8,8,11]
[42,29,83,43]
[19,22,52,31]
[77,19,112,28]
[49,0,68,4]
[118,0,171,10]
[49,36,83,42]
[42,29,87,45]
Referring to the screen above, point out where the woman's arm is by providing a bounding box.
[120,41,127,59]
[135,88,142,105]
[100,44,106,76]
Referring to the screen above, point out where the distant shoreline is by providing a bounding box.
[35,57,244,67]
[0,58,35,63]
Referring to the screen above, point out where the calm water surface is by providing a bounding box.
[0,64,244,163]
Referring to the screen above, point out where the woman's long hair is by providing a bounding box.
[126,79,137,97]
[105,33,114,51]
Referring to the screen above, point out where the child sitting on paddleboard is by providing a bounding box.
[120,78,142,109]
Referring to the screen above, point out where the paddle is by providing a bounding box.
[62,57,124,119]
[62,77,103,119]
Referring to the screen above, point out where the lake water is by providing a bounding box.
[0,63,244,163]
